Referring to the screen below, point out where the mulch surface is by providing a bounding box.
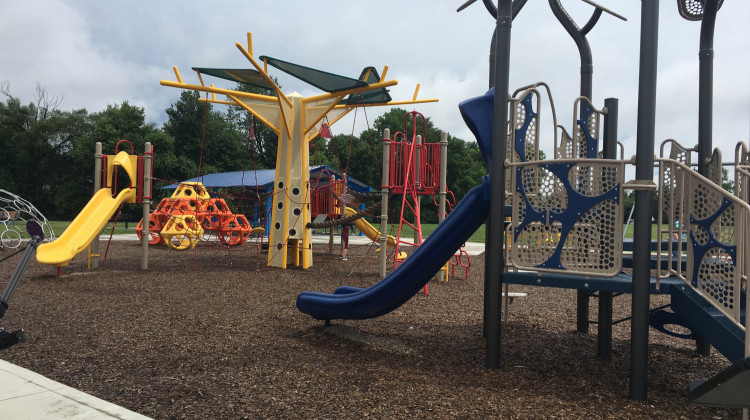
[0,238,738,419]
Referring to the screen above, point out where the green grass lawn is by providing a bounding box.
[36,221,136,238]
[32,220,663,244]
[622,223,668,240]
[382,223,486,243]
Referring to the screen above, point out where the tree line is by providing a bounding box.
[0,82,488,222]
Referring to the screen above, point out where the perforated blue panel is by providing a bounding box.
[514,162,620,270]
[514,93,537,162]
[577,100,598,158]
[690,197,737,288]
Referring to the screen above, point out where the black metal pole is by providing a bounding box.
[548,0,596,101]
[1,237,42,305]
[486,0,513,369]
[597,97,619,360]
[484,26,496,339]
[697,0,719,176]
[483,0,527,341]
[630,0,660,401]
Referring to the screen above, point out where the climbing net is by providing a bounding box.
[0,189,55,250]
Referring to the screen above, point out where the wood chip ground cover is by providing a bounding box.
[0,240,738,419]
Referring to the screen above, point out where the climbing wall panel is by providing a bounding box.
[509,159,625,276]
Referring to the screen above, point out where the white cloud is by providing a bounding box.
[0,0,747,164]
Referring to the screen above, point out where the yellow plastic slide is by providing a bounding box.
[36,188,136,267]
[344,207,397,249]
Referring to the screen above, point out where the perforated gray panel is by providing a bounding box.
[688,177,742,320]
[658,141,748,338]
[574,101,600,159]
[657,140,694,279]
[510,160,624,276]
[505,88,541,196]
[558,129,573,159]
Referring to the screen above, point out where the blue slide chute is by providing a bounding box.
[296,177,490,321]
[458,88,493,167]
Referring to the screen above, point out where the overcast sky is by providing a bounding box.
[1,0,748,165]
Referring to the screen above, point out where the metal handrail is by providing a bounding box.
[656,155,748,346]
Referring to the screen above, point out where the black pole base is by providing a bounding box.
[0,327,27,350]
[695,335,711,357]
[576,290,590,333]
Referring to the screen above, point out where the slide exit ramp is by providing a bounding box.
[36,151,138,267]
[36,188,135,267]
[296,178,490,321]
[345,207,397,249]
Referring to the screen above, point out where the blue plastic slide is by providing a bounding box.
[296,177,490,321]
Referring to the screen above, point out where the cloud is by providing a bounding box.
[0,0,746,163]
[0,0,165,119]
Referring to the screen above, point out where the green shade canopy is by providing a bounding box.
[259,56,391,104]
[192,67,275,91]
[259,56,367,93]
[344,66,391,105]
[193,60,392,105]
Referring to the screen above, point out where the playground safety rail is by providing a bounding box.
[656,154,749,358]
[505,149,747,359]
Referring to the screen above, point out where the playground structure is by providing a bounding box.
[0,189,55,250]
[379,111,467,282]
[5,0,742,411]
[298,0,747,409]
[474,0,747,407]
[306,176,407,267]
[305,109,465,284]
[135,182,265,250]
[36,141,153,270]
[160,32,437,269]
[297,77,749,406]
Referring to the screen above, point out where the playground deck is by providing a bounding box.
[502,270,683,294]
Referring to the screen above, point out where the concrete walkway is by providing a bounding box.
[0,359,151,420]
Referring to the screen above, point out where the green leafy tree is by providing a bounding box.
[721,167,733,193]
[63,102,170,218]
[0,83,90,218]
[162,91,249,182]
[162,91,210,181]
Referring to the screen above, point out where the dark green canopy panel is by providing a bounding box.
[193,60,392,105]
[192,67,275,91]
[259,55,368,93]
[258,56,391,104]
[344,66,391,105]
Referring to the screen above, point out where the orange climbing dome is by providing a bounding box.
[135,182,262,249]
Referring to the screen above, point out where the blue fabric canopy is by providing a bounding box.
[164,166,373,193]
